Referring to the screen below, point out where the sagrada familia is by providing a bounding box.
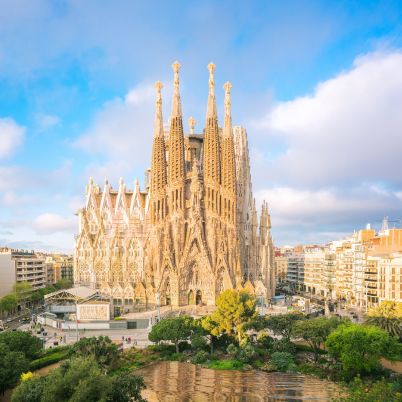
[74,62,275,309]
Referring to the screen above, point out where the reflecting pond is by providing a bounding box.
[136,361,343,401]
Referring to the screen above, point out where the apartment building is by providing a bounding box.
[44,254,74,283]
[303,246,325,296]
[287,251,304,291]
[275,253,288,284]
[0,248,46,297]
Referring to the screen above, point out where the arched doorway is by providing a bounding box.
[188,290,195,305]
[196,290,202,305]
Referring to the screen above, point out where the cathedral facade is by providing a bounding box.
[74,62,275,309]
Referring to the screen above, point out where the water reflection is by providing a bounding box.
[136,361,342,401]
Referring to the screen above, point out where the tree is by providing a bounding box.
[41,357,111,402]
[148,316,193,353]
[30,291,44,305]
[0,330,42,360]
[71,336,119,370]
[11,376,46,402]
[326,323,399,378]
[12,357,146,402]
[366,301,402,340]
[333,377,402,402]
[265,313,304,342]
[54,279,73,290]
[107,373,146,402]
[0,343,28,395]
[206,290,257,344]
[0,294,18,316]
[13,282,33,310]
[293,316,341,361]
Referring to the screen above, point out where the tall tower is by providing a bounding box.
[221,81,237,225]
[168,61,186,214]
[203,62,221,215]
[150,81,167,224]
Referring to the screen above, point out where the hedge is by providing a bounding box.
[29,349,70,371]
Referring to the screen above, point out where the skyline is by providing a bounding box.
[1,1,402,252]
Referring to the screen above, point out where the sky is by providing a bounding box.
[1,0,402,252]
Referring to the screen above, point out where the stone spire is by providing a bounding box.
[206,62,217,119]
[153,80,164,138]
[223,81,232,134]
[150,80,167,223]
[203,62,221,215]
[171,61,182,118]
[168,61,186,213]
[221,81,236,224]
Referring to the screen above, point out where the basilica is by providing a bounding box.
[74,62,275,309]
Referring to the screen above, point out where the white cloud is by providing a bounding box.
[75,83,156,176]
[0,118,25,158]
[257,186,400,223]
[254,51,402,187]
[33,213,77,235]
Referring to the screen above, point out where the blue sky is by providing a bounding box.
[1,0,402,252]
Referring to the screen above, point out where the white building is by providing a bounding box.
[0,248,46,297]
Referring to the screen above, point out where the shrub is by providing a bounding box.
[238,343,257,363]
[333,377,402,402]
[169,352,184,361]
[226,343,238,358]
[191,350,210,364]
[257,332,274,350]
[272,339,296,354]
[190,333,208,351]
[270,352,295,372]
[207,359,244,370]
[29,350,69,371]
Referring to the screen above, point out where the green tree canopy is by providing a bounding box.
[326,323,399,378]
[148,316,193,353]
[205,290,257,343]
[265,313,304,342]
[0,294,18,314]
[54,279,73,290]
[41,357,111,402]
[366,301,402,340]
[107,373,146,402]
[13,282,33,300]
[0,343,28,395]
[11,376,46,402]
[293,316,341,361]
[71,336,119,370]
[0,330,42,360]
[12,357,146,402]
[333,377,402,402]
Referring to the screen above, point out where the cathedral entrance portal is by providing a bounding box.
[196,290,202,305]
[188,290,195,305]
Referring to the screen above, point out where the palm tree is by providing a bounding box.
[365,301,402,340]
